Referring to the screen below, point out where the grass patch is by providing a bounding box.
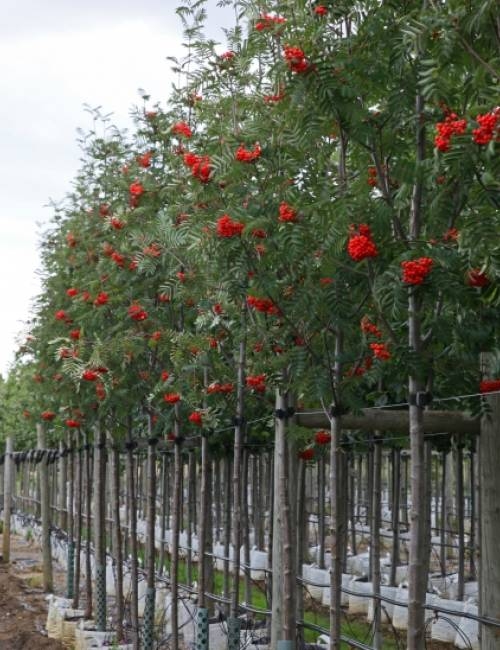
[155,552,399,648]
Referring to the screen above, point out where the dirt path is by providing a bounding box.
[0,533,65,649]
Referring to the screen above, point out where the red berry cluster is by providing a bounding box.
[264,91,286,104]
[111,217,124,230]
[314,6,328,16]
[82,369,99,381]
[41,411,56,421]
[401,257,433,285]
[216,214,245,237]
[128,304,148,321]
[360,316,382,338]
[283,45,309,73]
[188,411,203,426]
[137,152,152,168]
[235,143,262,162]
[129,181,145,197]
[473,108,499,145]
[94,291,109,306]
[298,448,314,461]
[278,201,297,222]
[246,374,266,392]
[95,382,106,401]
[367,166,377,187]
[207,382,234,394]
[247,295,279,315]
[370,342,391,361]
[314,430,331,445]
[255,13,286,31]
[480,379,500,394]
[65,419,81,428]
[164,392,181,404]
[347,224,378,262]
[434,112,467,152]
[467,268,489,288]
[171,121,193,138]
[183,152,212,183]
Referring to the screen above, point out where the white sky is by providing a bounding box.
[0,0,234,377]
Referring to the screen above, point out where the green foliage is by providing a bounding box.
[1,0,498,455]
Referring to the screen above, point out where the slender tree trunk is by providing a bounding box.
[170,405,182,649]
[198,423,214,633]
[372,436,382,650]
[266,449,274,640]
[296,459,306,648]
[318,454,326,569]
[479,353,500,650]
[110,441,124,641]
[407,308,429,650]
[73,436,83,609]
[141,423,157,650]
[349,453,357,557]
[469,441,476,580]
[367,442,374,573]
[440,450,447,576]
[93,422,107,631]
[214,458,221,543]
[2,437,13,563]
[59,441,68,531]
[230,308,247,620]
[390,447,401,586]
[37,423,53,592]
[242,448,252,608]
[329,332,344,649]
[456,439,465,600]
[66,435,74,600]
[159,452,168,574]
[126,427,139,650]
[223,454,232,615]
[187,450,195,586]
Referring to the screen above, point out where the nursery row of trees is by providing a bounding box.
[1,1,499,649]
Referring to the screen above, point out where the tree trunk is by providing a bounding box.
[110,441,124,641]
[372,436,382,650]
[2,437,13,563]
[37,423,53,592]
[66,435,74,600]
[223,454,232,616]
[389,447,401,586]
[93,423,107,631]
[187,450,195,586]
[125,426,139,650]
[59,441,68,532]
[296,458,306,648]
[456,439,465,600]
[73,437,83,609]
[329,331,344,649]
[318,454,326,569]
[159,452,168,574]
[170,407,182,649]
[271,388,296,648]
[242,448,252,609]
[479,352,500,650]
[141,425,157,650]
[230,323,246,620]
[439,450,447,576]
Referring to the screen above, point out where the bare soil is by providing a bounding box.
[0,533,65,649]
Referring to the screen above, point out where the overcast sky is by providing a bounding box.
[0,0,235,377]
